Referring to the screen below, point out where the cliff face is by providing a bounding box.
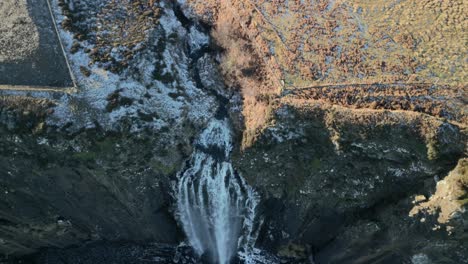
[0,123,183,255]
[2,100,465,262]
[234,102,467,263]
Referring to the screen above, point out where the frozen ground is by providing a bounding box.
[0,0,73,87]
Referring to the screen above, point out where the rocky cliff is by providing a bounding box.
[233,101,467,263]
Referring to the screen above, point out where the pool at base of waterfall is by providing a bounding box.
[3,242,309,264]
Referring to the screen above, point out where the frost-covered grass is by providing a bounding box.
[48,0,216,134]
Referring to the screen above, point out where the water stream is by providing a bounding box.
[172,4,261,262]
[175,118,259,264]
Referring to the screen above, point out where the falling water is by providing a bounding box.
[176,118,259,264]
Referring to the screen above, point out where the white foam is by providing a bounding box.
[176,119,260,264]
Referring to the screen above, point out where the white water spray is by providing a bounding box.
[176,118,259,264]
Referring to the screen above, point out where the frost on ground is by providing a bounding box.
[48,0,216,136]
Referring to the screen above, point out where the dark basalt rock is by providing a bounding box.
[233,104,467,263]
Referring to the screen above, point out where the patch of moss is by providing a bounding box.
[73,151,97,162]
[150,160,177,175]
[95,138,117,153]
[277,243,308,259]
[310,158,321,170]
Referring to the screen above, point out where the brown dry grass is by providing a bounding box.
[183,0,468,146]
[252,0,467,86]
[0,96,54,113]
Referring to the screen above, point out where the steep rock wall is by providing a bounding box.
[234,103,467,263]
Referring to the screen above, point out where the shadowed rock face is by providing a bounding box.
[0,125,183,256]
[233,104,467,263]
[0,0,73,87]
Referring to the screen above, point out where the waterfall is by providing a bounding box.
[176,118,259,264]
